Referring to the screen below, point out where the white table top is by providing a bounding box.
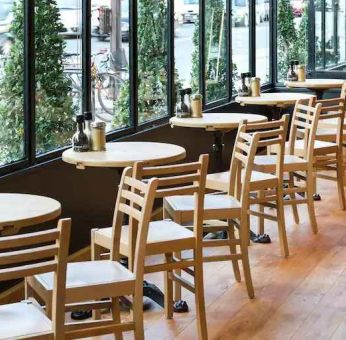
[170,113,267,131]
[285,79,345,89]
[0,193,61,229]
[235,92,315,106]
[62,142,186,169]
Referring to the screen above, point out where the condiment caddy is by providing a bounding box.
[176,88,203,118]
[72,111,106,152]
[238,72,261,97]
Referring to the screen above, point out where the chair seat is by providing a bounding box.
[31,261,135,302]
[94,221,195,256]
[206,170,278,192]
[253,155,307,172]
[164,194,241,223]
[0,301,52,339]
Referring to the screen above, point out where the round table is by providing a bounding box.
[170,113,267,170]
[235,92,316,120]
[0,193,61,235]
[62,141,186,170]
[285,79,345,99]
[170,112,267,131]
[62,140,186,310]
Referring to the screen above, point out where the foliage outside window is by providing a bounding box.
[277,0,308,81]
[0,0,24,165]
[0,0,75,165]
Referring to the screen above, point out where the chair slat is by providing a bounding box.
[235,141,251,154]
[0,260,57,281]
[121,189,145,207]
[124,176,148,194]
[0,229,60,250]
[157,173,200,187]
[141,162,201,176]
[119,203,142,221]
[155,184,199,198]
[0,244,58,266]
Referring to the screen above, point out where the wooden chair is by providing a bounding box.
[26,172,159,340]
[201,116,290,257]
[311,89,346,209]
[0,218,71,340]
[91,155,210,340]
[261,101,322,233]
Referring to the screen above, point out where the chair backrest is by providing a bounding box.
[314,96,345,148]
[0,218,71,338]
[228,115,289,201]
[110,168,158,281]
[288,100,322,161]
[133,154,209,239]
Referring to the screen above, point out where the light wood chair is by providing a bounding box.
[311,92,346,209]
[91,155,210,340]
[26,171,159,340]
[0,218,71,340]
[261,101,322,233]
[163,116,288,307]
[202,116,290,257]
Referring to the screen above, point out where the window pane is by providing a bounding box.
[205,0,227,103]
[337,0,346,63]
[325,0,336,66]
[277,0,308,82]
[137,0,168,124]
[0,0,25,165]
[35,0,82,155]
[315,0,323,68]
[256,0,270,83]
[175,0,199,93]
[232,0,249,92]
[91,0,130,131]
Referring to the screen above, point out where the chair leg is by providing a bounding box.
[239,213,254,299]
[227,219,241,282]
[111,297,123,340]
[307,170,318,234]
[193,249,208,340]
[164,253,174,319]
[288,173,300,224]
[91,229,103,320]
[24,278,34,300]
[173,251,182,302]
[336,152,346,210]
[133,290,145,340]
[257,191,265,234]
[276,187,289,258]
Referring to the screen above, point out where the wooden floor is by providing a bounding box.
[86,179,346,340]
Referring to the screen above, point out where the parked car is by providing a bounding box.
[175,0,199,24]
[91,0,129,41]
[57,0,82,37]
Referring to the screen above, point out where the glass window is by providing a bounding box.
[204,0,227,104]
[0,0,25,165]
[232,0,249,92]
[337,0,346,64]
[35,0,82,155]
[91,0,130,131]
[256,0,270,83]
[175,0,199,95]
[325,0,336,66]
[277,0,308,82]
[315,0,323,68]
[137,0,168,124]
